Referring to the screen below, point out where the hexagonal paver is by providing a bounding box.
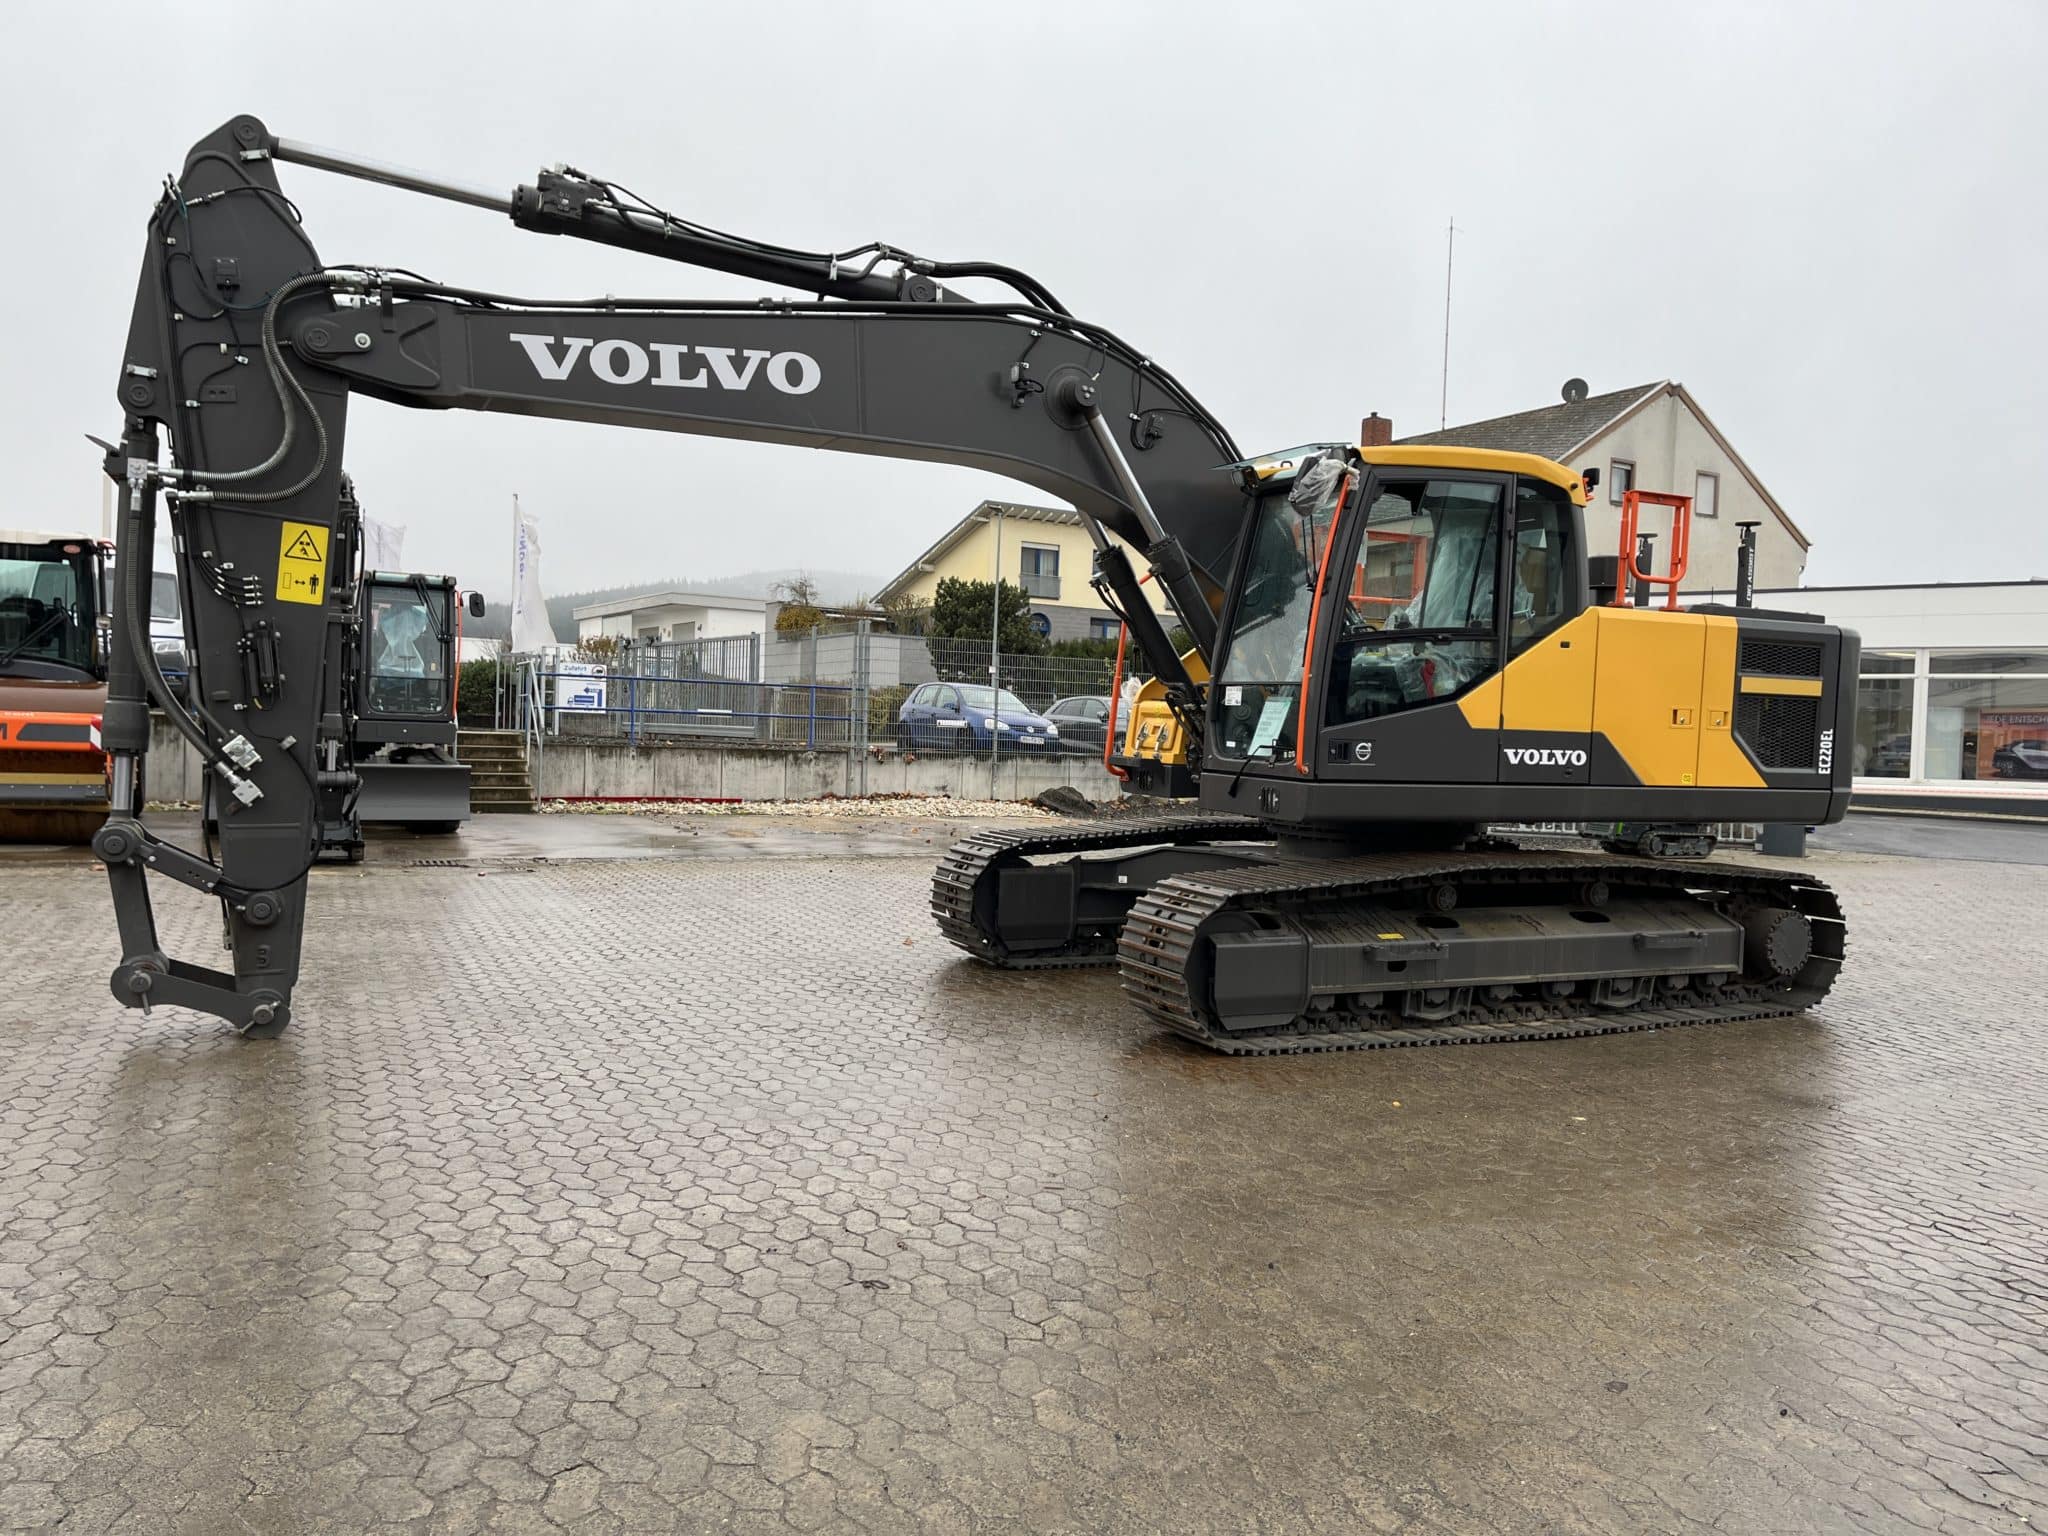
[1,816,2045,1532]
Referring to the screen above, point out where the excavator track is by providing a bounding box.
[931,813,1267,967]
[1118,848,1845,1055]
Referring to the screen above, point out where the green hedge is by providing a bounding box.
[457,657,505,726]
[867,684,911,743]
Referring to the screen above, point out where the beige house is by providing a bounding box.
[1399,381,1810,590]
[873,500,1170,643]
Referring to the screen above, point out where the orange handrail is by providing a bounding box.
[1296,472,1355,774]
[1102,620,1130,779]
[1617,489,1692,610]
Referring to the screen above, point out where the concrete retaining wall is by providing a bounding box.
[146,715,206,805]
[536,742,1122,803]
[144,713,1121,806]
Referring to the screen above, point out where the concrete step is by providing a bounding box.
[459,729,533,813]
[471,790,536,810]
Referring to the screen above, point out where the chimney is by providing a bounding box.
[1360,412,1393,447]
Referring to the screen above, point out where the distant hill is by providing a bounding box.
[468,569,884,644]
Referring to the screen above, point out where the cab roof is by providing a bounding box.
[0,528,109,548]
[1240,445,1590,506]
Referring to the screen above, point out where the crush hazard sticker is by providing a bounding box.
[275,521,330,604]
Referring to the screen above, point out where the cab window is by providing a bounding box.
[1325,479,1502,725]
[1510,478,1576,650]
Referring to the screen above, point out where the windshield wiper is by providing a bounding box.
[0,609,69,672]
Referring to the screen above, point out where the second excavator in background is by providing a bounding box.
[1,529,115,843]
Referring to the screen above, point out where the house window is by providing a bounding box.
[1089,616,1121,642]
[1019,544,1061,600]
[1694,469,1719,519]
[1609,459,1635,505]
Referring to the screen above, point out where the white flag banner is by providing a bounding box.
[362,516,407,572]
[508,498,560,655]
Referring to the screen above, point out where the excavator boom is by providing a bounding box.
[96,115,1247,1032]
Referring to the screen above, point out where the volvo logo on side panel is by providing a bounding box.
[1502,747,1588,767]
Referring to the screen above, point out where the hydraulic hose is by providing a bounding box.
[179,270,332,499]
[119,482,231,773]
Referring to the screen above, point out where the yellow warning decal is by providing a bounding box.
[275,521,330,605]
[1376,932,1405,941]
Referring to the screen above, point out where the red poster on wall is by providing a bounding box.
[1978,710,2048,780]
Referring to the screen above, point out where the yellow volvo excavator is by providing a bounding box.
[91,116,1853,1049]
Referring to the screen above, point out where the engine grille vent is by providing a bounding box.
[1736,693,1821,770]
[1739,638,1824,678]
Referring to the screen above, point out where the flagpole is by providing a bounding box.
[504,494,519,728]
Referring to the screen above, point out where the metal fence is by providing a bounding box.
[502,626,1141,762]
[1499,821,1764,848]
[514,659,860,750]
[922,637,1120,714]
[608,633,760,683]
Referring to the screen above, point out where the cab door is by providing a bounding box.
[1495,476,1594,784]
[1312,472,1507,783]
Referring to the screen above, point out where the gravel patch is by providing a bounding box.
[540,794,1058,820]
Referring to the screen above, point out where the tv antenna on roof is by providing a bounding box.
[1561,377,1589,404]
[1439,217,1457,429]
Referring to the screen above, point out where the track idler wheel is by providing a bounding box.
[1741,908,1813,979]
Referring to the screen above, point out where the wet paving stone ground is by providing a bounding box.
[2,822,2044,1533]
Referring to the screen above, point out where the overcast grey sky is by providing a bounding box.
[4,0,2042,595]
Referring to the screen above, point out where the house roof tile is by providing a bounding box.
[1396,382,1665,460]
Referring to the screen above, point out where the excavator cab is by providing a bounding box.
[1201,443,1854,836]
[1211,446,1583,783]
[343,571,475,837]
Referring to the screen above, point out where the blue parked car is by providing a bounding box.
[897,682,1061,754]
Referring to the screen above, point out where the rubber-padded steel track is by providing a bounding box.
[1118,848,1846,1055]
[931,814,1266,968]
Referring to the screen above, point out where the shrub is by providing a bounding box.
[867,684,911,742]
[457,657,505,726]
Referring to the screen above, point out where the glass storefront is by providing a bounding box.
[1926,674,2048,781]
[1855,676,1913,777]
[1852,648,2048,786]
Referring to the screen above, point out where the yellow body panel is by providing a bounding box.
[1456,608,1769,790]
[1696,617,1764,789]
[1591,610,1707,786]
[1456,674,1504,729]
[1496,610,1601,732]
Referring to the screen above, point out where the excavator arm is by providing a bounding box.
[96,114,1250,1034]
